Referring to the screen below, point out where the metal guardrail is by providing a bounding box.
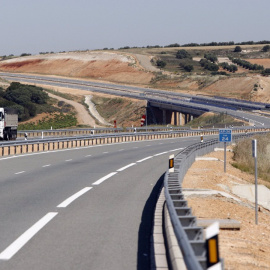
[164,131,268,270]
[0,128,269,157]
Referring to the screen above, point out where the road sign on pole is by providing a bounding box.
[219,129,232,142]
[219,129,232,173]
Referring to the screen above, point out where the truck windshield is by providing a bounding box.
[0,112,2,121]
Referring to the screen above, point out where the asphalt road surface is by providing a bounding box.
[0,136,202,270]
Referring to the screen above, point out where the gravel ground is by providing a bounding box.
[182,148,270,270]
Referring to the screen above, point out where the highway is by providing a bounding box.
[0,136,201,270]
[1,72,270,127]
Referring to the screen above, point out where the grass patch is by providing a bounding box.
[186,112,246,128]
[18,113,77,130]
[232,134,270,183]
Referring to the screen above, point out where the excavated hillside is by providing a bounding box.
[1,49,270,103]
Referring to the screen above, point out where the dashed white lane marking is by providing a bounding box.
[118,149,124,151]
[133,147,138,149]
[15,171,25,175]
[42,164,51,168]
[85,155,92,157]
[154,152,168,156]
[137,156,153,163]
[57,187,92,208]
[103,152,109,154]
[65,159,72,162]
[117,163,136,172]
[92,172,117,185]
[0,212,58,260]
[170,148,184,152]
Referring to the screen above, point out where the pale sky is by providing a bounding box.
[1,0,269,56]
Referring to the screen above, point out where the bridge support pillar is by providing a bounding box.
[163,109,166,125]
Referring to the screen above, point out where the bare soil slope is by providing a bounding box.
[0,52,154,85]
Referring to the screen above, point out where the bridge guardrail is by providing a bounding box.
[164,131,267,269]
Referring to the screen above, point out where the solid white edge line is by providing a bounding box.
[137,156,153,163]
[0,212,58,260]
[57,187,92,208]
[92,172,117,185]
[117,163,136,172]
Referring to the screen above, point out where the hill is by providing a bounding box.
[1,45,270,103]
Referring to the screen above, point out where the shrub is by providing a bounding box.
[176,49,192,59]
[262,45,270,52]
[156,60,167,68]
[182,64,194,72]
[204,53,217,63]
[262,68,270,76]
[234,46,242,52]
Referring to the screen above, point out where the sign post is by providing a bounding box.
[219,129,232,173]
[252,139,258,225]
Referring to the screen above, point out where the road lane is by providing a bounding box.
[0,136,202,269]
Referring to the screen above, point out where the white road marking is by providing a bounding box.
[118,149,124,151]
[137,156,153,163]
[85,155,92,157]
[92,172,117,185]
[117,163,136,172]
[57,187,92,208]
[170,148,184,152]
[0,212,58,260]
[154,152,168,156]
[42,164,51,168]
[103,152,109,154]
[133,147,138,149]
[65,159,72,162]
[15,171,25,175]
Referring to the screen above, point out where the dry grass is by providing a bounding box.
[232,134,270,182]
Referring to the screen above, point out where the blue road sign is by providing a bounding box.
[219,129,232,142]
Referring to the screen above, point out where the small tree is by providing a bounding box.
[234,46,242,52]
[262,68,270,76]
[262,45,270,52]
[183,64,194,72]
[156,60,166,68]
[176,49,192,59]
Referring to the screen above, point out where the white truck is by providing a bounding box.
[0,108,18,140]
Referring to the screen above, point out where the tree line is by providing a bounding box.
[0,82,49,121]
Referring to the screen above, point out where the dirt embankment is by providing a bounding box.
[183,150,270,270]
[1,50,270,103]
[0,52,154,85]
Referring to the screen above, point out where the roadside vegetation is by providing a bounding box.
[185,112,246,129]
[0,82,78,129]
[232,134,270,183]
